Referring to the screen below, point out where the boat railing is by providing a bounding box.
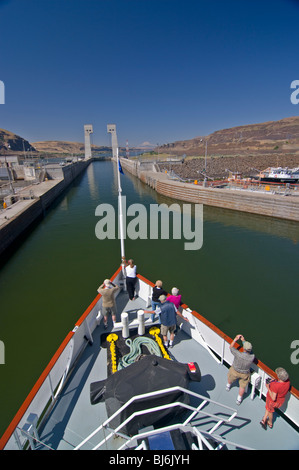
[73,385,245,451]
[120,423,254,451]
[179,305,299,429]
[0,268,124,450]
[1,268,298,450]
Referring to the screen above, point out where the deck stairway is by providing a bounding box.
[73,385,253,451]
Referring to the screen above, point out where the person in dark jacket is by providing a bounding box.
[150,280,167,322]
[145,295,188,347]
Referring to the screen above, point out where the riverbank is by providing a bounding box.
[0,159,92,258]
[119,157,299,222]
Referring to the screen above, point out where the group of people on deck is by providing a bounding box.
[144,280,189,349]
[98,258,291,431]
[124,258,189,349]
[97,258,189,348]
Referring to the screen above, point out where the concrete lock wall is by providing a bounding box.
[0,160,91,258]
[120,157,299,223]
[1,156,298,260]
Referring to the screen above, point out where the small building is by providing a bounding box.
[0,155,20,167]
[228,171,242,180]
[0,156,20,180]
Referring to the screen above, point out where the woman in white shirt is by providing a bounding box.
[125,259,137,300]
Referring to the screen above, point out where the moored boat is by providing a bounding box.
[259,167,299,183]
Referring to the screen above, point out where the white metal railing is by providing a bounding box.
[1,270,124,450]
[179,305,299,428]
[2,271,299,449]
[0,282,113,450]
[74,386,238,450]
[119,423,254,451]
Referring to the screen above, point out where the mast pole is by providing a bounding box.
[116,147,126,274]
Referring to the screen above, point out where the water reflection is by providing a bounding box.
[87,162,100,202]
[125,168,299,244]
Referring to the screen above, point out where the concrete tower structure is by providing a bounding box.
[84,124,93,160]
[0,80,4,104]
[107,124,118,159]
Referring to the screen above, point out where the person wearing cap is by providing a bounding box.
[226,334,255,405]
[97,279,120,328]
[260,367,291,430]
[145,294,188,348]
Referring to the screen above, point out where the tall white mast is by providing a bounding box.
[117,147,126,272]
[107,125,126,272]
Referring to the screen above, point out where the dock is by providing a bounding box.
[119,158,299,223]
[0,160,92,258]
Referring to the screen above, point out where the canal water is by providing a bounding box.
[0,160,299,438]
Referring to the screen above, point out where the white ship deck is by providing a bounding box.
[37,290,299,451]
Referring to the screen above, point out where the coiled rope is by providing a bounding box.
[118,336,162,370]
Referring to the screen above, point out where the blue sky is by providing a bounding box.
[0,0,298,147]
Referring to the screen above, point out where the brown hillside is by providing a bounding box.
[0,128,35,152]
[159,154,299,181]
[160,117,299,157]
[32,140,108,154]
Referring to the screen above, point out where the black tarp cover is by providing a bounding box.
[90,354,201,436]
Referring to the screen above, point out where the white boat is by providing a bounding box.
[259,167,299,183]
[0,265,298,451]
[1,147,299,452]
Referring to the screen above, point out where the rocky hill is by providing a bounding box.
[2,116,299,160]
[159,153,299,181]
[32,141,151,155]
[160,116,299,157]
[32,140,109,154]
[0,128,35,152]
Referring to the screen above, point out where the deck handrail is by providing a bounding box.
[74,385,238,450]
[1,270,298,449]
[119,423,255,451]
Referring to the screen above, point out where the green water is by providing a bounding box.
[0,160,299,438]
